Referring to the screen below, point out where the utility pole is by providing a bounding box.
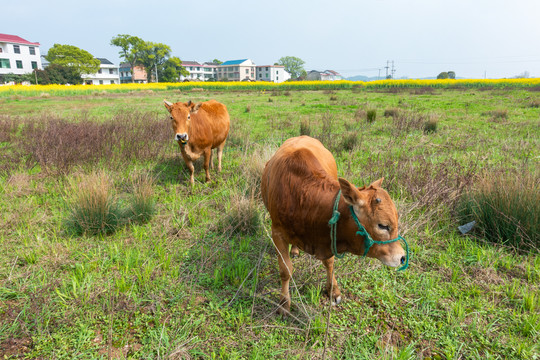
[385,60,390,79]
[391,61,396,79]
[378,68,381,80]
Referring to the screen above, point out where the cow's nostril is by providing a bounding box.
[400,256,405,265]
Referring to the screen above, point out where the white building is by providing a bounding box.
[0,33,43,76]
[180,61,218,81]
[218,59,256,81]
[82,58,120,85]
[256,65,291,83]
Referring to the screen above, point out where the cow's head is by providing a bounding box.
[163,100,202,145]
[338,177,406,268]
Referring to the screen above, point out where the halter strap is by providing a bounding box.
[328,189,410,271]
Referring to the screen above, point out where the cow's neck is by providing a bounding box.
[332,191,366,257]
[180,142,201,161]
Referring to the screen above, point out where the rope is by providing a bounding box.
[328,189,410,271]
[328,190,345,259]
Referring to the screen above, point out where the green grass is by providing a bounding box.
[0,87,538,359]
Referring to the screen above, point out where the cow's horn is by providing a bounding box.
[164,100,173,107]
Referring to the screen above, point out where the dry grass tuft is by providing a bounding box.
[64,171,122,236]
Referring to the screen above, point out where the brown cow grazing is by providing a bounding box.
[261,136,408,315]
[164,99,230,184]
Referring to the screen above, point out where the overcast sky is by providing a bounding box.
[4,0,540,79]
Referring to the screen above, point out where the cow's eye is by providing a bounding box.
[170,116,173,120]
[187,115,191,120]
[378,224,390,231]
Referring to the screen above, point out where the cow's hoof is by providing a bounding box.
[332,296,342,306]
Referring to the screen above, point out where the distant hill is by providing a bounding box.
[347,75,379,81]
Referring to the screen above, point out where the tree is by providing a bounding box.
[138,42,172,82]
[212,59,223,65]
[110,34,145,83]
[35,64,82,84]
[437,71,449,79]
[159,56,189,82]
[277,56,305,79]
[447,71,456,79]
[45,44,100,77]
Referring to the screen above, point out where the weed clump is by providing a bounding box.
[457,171,539,252]
[299,118,312,136]
[423,118,438,134]
[126,173,156,224]
[65,171,156,236]
[366,109,377,123]
[339,132,359,152]
[64,171,122,236]
[384,108,400,118]
[217,193,262,236]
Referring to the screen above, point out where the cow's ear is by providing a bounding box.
[339,178,366,207]
[186,100,192,106]
[369,177,384,188]
[163,100,173,111]
[191,103,202,113]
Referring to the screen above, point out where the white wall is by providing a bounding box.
[0,42,42,75]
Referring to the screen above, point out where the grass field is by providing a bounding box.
[0,85,539,359]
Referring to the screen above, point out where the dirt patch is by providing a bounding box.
[0,337,33,358]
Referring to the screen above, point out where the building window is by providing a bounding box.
[266,67,269,71]
[109,69,114,74]
[31,61,37,69]
[99,80,103,85]
[98,69,102,74]
[111,80,115,84]
[29,47,36,55]
[0,58,10,68]
[0,48,3,53]
[16,60,23,69]
[246,69,249,74]
[13,45,20,54]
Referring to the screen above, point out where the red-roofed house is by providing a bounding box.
[0,33,42,78]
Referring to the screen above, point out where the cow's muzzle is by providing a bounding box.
[175,133,189,144]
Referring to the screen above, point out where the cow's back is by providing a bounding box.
[200,100,230,148]
[262,136,338,229]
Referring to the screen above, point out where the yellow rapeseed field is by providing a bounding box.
[1,78,540,96]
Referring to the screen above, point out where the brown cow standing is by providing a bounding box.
[261,136,406,315]
[164,99,230,184]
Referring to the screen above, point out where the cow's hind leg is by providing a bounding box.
[273,227,293,315]
[290,245,300,258]
[321,257,341,305]
[216,140,226,172]
[203,148,212,182]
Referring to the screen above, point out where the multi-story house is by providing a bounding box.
[82,58,120,85]
[0,33,42,77]
[256,65,291,83]
[306,70,343,81]
[119,62,147,83]
[217,59,256,81]
[180,61,218,81]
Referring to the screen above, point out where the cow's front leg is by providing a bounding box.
[181,153,195,185]
[322,257,341,305]
[203,148,212,182]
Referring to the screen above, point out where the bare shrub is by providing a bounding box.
[482,109,508,121]
[9,111,171,174]
[354,108,367,121]
[527,99,540,108]
[245,105,251,113]
[411,87,436,95]
[384,108,400,118]
[392,110,429,135]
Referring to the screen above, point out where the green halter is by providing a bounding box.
[328,189,409,271]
